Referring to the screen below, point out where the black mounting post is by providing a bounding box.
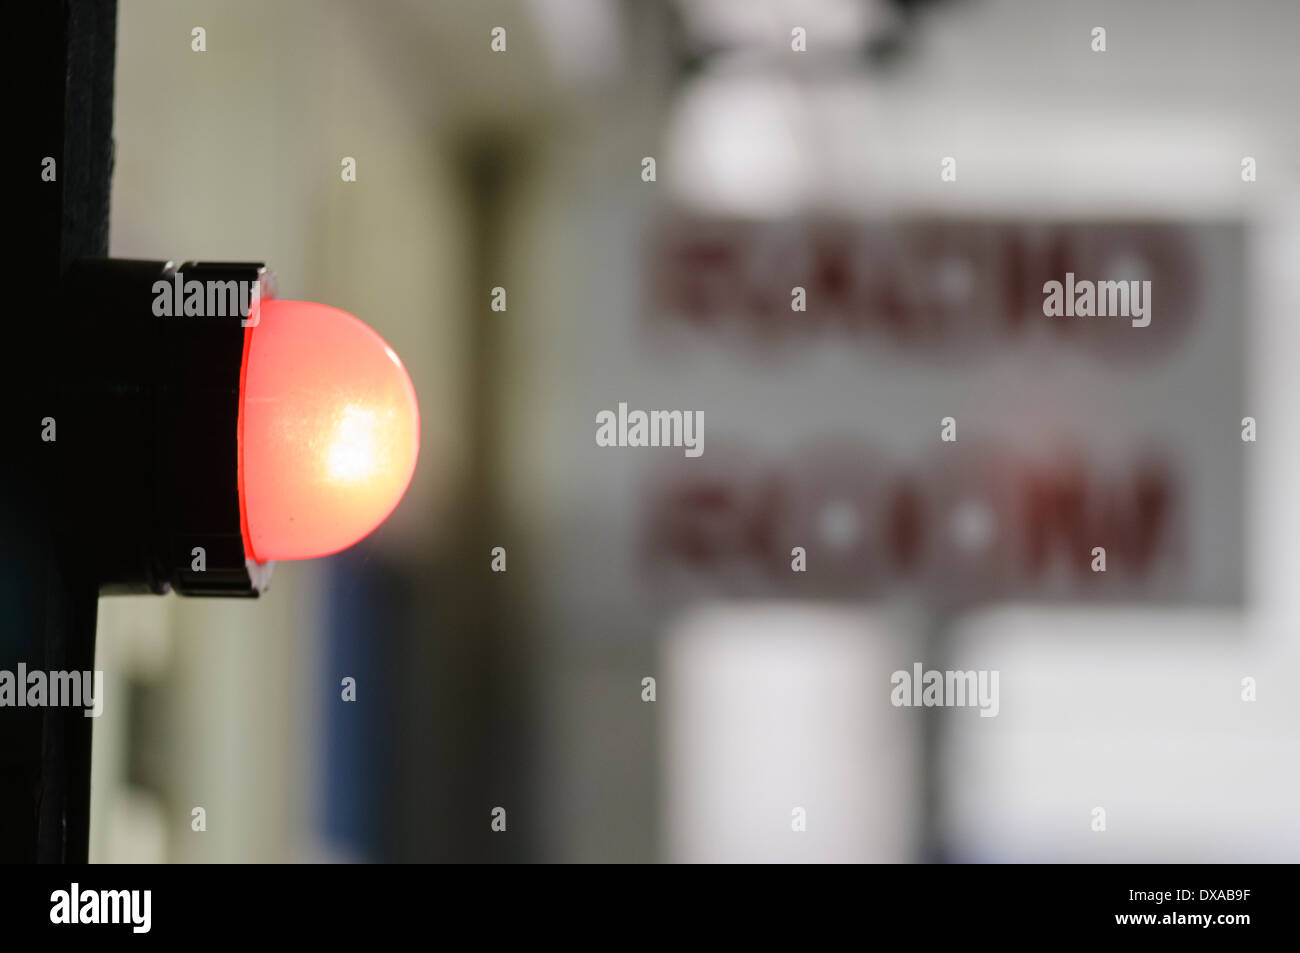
[1,0,117,863]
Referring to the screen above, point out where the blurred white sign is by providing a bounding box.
[641,216,1244,605]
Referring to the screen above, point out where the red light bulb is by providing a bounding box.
[238,299,420,562]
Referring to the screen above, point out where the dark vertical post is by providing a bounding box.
[917,607,953,862]
[452,140,525,862]
[405,138,537,862]
[1,0,117,863]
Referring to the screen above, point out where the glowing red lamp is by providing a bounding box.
[239,300,420,563]
[62,259,419,597]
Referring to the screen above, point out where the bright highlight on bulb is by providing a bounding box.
[238,300,420,562]
[327,405,381,482]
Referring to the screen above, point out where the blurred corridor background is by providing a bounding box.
[91,0,1300,862]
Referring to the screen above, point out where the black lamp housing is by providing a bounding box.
[57,258,276,597]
